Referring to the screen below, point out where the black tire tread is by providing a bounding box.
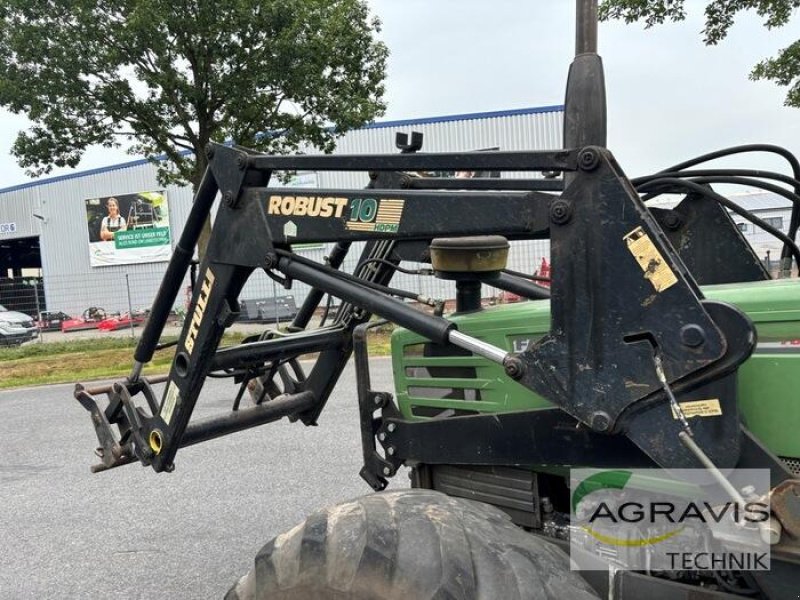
[227,489,597,600]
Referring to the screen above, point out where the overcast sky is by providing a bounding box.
[0,0,796,188]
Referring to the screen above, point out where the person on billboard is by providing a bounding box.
[99,197,127,241]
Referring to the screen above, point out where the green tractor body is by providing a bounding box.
[392,278,800,468]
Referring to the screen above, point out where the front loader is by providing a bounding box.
[75,2,800,598]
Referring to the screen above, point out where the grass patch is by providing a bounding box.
[0,329,393,390]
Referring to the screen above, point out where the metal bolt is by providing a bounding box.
[504,357,525,380]
[374,395,383,406]
[663,212,682,230]
[205,144,215,160]
[368,171,379,181]
[387,423,396,433]
[378,433,386,442]
[387,447,395,456]
[400,175,412,189]
[263,254,276,269]
[550,199,572,225]
[383,466,392,476]
[223,191,235,207]
[590,411,611,432]
[578,148,600,171]
[236,154,248,170]
[680,324,706,348]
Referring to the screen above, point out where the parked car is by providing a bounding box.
[37,310,72,332]
[0,304,38,346]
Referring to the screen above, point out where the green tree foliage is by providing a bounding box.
[0,0,388,186]
[599,0,800,107]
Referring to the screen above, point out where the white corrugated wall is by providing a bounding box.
[0,107,562,316]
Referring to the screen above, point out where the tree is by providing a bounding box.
[599,0,800,108]
[0,0,388,188]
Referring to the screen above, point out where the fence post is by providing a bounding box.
[125,273,135,339]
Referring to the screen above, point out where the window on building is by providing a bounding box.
[736,223,748,232]
[762,216,784,230]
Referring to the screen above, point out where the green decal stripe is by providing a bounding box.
[114,226,170,249]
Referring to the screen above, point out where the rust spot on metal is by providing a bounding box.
[772,480,800,538]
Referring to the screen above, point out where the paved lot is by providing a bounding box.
[0,358,405,599]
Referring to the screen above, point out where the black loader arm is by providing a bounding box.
[74,137,756,477]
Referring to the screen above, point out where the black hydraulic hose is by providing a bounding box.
[274,249,420,301]
[133,168,219,368]
[318,293,334,327]
[658,145,800,179]
[638,178,800,266]
[637,172,800,222]
[291,241,351,329]
[481,272,551,300]
[277,255,455,344]
[656,144,800,264]
[633,169,800,192]
[679,176,800,211]
[502,267,551,283]
[358,257,430,276]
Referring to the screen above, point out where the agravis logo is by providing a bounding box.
[572,470,686,547]
[569,468,771,571]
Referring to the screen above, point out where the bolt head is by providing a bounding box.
[387,447,395,456]
[378,433,386,442]
[680,324,706,348]
[578,148,601,171]
[590,411,611,432]
[550,199,572,225]
[383,467,392,476]
[504,357,524,380]
[387,423,396,433]
[663,213,682,230]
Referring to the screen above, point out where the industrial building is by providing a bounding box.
[0,106,562,319]
[0,104,793,322]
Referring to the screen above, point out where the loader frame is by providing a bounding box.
[73,1,800,596]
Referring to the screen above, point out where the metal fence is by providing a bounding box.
[0,239,553,327]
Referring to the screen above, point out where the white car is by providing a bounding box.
[0,304,39,346]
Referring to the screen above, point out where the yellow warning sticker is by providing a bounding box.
[671,399,723,420]
[624,226,678,292]
[161,381,181,425]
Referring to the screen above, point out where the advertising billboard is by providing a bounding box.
[85,191,171,267]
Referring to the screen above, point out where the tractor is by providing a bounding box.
[75,1,800,598]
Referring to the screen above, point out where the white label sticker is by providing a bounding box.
[161,381,181,425]
[284,220,297,237]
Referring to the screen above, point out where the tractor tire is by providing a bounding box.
[226,489,598,600]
